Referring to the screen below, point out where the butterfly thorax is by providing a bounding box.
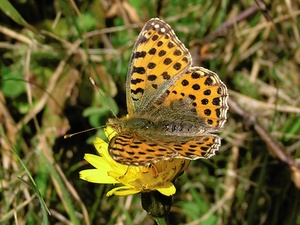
[107,115,208,138]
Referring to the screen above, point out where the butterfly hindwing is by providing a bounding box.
[108,132,177,166]
[153,67,228,130]
[109,132,220,165]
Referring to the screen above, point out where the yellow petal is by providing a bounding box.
[79,169,120,183]
[156,183,176,196]
[106,186,141,196]
[93,137,108,155]
[93,138,129,173]
[84,154,112,171]
[104,127,117,141]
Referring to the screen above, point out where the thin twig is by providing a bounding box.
[228,98,300,188]
[202,5,259,43]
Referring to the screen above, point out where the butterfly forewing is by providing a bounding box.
[126,18,192,114]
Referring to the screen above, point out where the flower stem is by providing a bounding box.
[154,217,168,225]
[141,191,172,225]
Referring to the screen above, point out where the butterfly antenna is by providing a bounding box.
[89,77,118,118]
[64,127,105,139]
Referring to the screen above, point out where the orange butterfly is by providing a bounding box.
[107,18,228,166]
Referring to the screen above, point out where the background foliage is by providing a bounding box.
[1,0,300,224]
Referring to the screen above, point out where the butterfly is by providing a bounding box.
[107,18,228,166]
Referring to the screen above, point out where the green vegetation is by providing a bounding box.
[1,0,299,224]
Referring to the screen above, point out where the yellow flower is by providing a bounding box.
[79,127,190,196]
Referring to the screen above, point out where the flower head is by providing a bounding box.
[79,127,190,196]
